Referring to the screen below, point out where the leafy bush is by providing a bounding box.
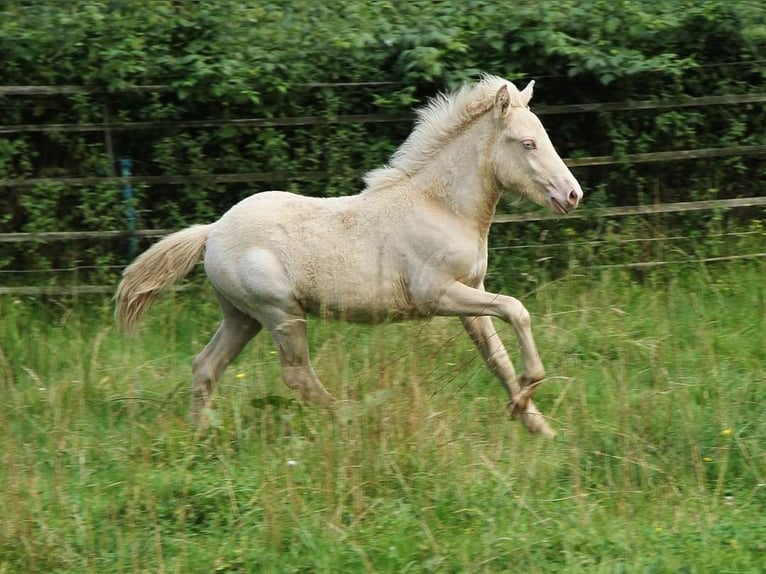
[0,0,764,282]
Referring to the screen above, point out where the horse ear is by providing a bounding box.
[519,80,535,107]
[494,85,511,118]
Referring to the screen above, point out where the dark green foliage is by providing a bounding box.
[0,1,764,284]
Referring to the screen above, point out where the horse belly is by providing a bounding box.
[297,267,419,323]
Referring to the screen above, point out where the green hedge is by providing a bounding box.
[0,1,764,281]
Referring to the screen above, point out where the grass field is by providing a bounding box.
[1,263,764,573]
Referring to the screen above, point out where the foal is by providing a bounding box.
[116,75,583,437]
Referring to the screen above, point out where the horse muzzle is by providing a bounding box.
[548,182,583,214]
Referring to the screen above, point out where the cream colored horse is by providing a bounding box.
[116,75,583,437]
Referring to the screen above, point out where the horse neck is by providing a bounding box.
[413,115,500,237]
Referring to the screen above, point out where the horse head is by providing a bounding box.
[490,81,583,214]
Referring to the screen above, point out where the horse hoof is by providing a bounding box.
[519,371,545,387]
[507,397,529,419]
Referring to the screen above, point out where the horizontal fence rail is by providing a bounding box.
[488,229,762,252]
[492,196,766,223]
[536,92,766,115]
[0,285,118,296]
[2,146,765,189]
[0,171,328,188]
[0,228,168,244]
[1,92,765,134]
[1,196,764,244]
[0,81,419,96]
[591,252,766,270]
[0,85,171,95]
[0,113,416,135]
[563,145,766,167]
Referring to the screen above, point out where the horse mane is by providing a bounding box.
[363,74,524,190]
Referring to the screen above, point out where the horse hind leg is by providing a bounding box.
[268,315,335,406]
[191,295,262,422]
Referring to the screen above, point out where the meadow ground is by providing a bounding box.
[0,262,764,573]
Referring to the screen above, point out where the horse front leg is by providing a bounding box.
[460,315,555,437]
[429,281,554,436]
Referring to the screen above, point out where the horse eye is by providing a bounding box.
[522,139,537,150]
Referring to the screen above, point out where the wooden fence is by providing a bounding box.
[1,84,764,295]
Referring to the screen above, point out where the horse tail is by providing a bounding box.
[115,224,211,333]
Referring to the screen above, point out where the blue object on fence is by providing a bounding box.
[119,158,138,259]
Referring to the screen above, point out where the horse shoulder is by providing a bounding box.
[386,202,487,287]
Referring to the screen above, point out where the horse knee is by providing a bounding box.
[502,297,531,330]
[515,305,532,330]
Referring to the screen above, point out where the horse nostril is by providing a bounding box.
[567,189,580,207]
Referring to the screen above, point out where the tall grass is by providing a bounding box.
[1,263,764,573]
